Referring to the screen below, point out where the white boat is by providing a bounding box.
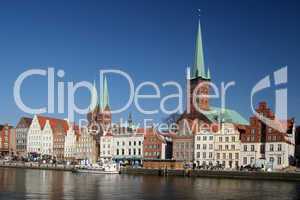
[73,163,120,174]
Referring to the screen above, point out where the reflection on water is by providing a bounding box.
[0,168,300,200]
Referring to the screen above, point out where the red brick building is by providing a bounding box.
[143,129,166,160]
[240,102,295,169]
[0,124,13,156]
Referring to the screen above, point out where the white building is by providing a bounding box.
[27,115,53,156]
[100,132,144,164]
[214,123,241,169]
[194,128,215,166]
[64,123,78,160]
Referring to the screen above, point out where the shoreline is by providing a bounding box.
[0,162,74,171]
[120,168,300,182]
[2,163,300,182]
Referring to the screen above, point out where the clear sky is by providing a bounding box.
[0,0,299,126]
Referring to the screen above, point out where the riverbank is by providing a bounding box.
[0,162,74,171]
[121,168,300,182]
[2,162,300,182]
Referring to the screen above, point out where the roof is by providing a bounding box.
[178,106,248,126]
[207,107,249,125]
[36,115,69,133]
[16,117,33,128]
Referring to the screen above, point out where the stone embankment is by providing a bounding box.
[121,167,300,182]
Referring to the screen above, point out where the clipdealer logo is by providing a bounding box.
[13,66,289,132]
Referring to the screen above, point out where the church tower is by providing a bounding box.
[189,20,211,113]
[87,77,112,136]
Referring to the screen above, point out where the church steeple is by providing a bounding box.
[193,20,207,79]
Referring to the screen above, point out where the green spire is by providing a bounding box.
[89,80,98,111]
[193,20,205,79]
[206,67,211,79]
[102,76,109,109]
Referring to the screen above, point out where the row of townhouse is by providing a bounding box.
[99,128,173,164]
[173,102,296,170]
[13,115,97,163]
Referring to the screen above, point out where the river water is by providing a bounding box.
[0,168,299,200]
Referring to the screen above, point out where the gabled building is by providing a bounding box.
[75,128,99,164]
[64,123,79,161]
[240,102,295,170]
[27,115,69,159]
[15,117,32,157]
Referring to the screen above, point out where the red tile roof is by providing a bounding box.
[37,115,69,134]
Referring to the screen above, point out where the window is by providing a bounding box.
[251,145,255,152]
[251,129,255,134]
[278,144,282,151]
[209,136,213,141]
[209,152,213,158]
[218,145,222,150]
[209,144,213,150]
[225,137,229,142]
[231,145,235,150]
[270,157,274,163]
[197,144,200,149]
[197,152,200,158]
[203,136,207,141]
[217,153,220,159]
[278,156,282,165]
[231,136,235,142]
[225,145,229,150]
[235,153,239,160]
[222,153,226,159]
[243,157,247,165]
[219,137,222,142]
[270,144,274,151]
[229,153,232,160]
[202,152,206,159]
[203,144,207,150]
[250,157,254,164]
[197,136,201,141]
[244,145,247,152]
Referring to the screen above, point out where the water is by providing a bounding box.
[0,168,299,200]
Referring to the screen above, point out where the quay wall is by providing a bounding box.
[121,168,300,182]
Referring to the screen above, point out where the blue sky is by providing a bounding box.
[0,0,299,126]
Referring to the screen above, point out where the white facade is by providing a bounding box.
[27,115,53,156]
[64,124,77,159]
[194,129,214,166]
[100,133,144,161]
[214,123,241,169]
[241,142,295,170]
[100,134,114,159]
[194,123,241,169]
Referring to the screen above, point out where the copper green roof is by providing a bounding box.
[204,107,249,125]
[191,20,210,80]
